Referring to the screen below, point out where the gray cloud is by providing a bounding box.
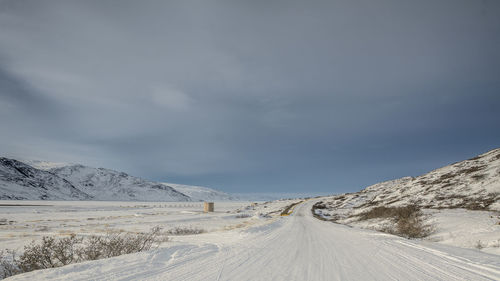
[0,0,499,193]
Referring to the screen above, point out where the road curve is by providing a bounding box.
[8,200,500,281]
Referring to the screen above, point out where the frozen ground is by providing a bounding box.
[316,204,500,255]
[425,209,500,255]
[5,200,500,281]
[0,200,298,253]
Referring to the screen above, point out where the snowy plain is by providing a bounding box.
[0,200,282,253]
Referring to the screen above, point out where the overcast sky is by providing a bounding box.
[1,0,499,194]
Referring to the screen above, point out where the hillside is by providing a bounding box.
[47,164,190,201]
[313,147,500,253]
[0,158,233,202]
[316,148,500,217]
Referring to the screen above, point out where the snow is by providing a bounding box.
[0,200,262,253]
[0,158,91,200]
[5,200,500,281]
[0,158,236,202]
[425,209,500,256]
[22,160,71,171]
[162,183,237,201]
[47,165,189,201]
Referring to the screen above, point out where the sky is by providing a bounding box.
[0,0,499,195]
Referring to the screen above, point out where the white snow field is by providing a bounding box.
[6,200,500,281]
[0,200,262,252]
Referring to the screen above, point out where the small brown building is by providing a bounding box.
[204,202,214,212]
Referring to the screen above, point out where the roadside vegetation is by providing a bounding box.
[165,226,205,235]
[356,205,434,239]
[235,213,252,218]
[311,201,330,221]
[312,201,434,239]
[1,227,163,279]
[280,201,303,216]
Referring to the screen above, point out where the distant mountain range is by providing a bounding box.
[0,158,236,201]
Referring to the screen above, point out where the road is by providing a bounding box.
[8,200,500,280]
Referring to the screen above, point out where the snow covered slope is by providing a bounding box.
[317,147,500,218]
[162,183,238,201]
[0,158,233,202]
[0,158,90,200]
[47,165,190,201]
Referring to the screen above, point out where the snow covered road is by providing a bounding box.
[8,200,500,280]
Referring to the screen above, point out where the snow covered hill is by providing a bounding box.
[314,147,500,252]
[0,158,233,202]
[47,164,190,201]
[316,147,500,215]
[162,183,237,201]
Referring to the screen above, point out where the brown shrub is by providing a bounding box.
[1,250,21,279]
[458,165,486,175]
[17,234,82,272]
[314,202,327,209]
[235,214,251,219]
[312,202,339,222]
[358,205,433,239]
[395,212,433,239]
[358,205,418,220]
[166,226,205,235]
[0,226,162,279]
[471,174,486,181]
[438,193,498,210]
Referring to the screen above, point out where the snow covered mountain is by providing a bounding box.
[0,158,234,202]
[0,158,90,200]
[47,164,190,201]
[162,183,238,201]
